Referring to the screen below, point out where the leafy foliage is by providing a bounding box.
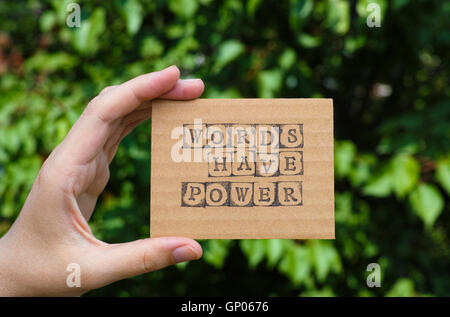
[0,0,449,296]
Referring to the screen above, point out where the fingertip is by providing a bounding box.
[172,244,202,263]
[193,79,205,96]
[152,236,203,259]
[182,78,205,98]
[187,239,203,259]
[161,65,180,78]
[159,78,205,100]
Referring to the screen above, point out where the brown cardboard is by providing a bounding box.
[150,99,334,239]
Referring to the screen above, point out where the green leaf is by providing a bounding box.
[279,245,311,285]
[247,0,263,18]
[257,69,283,98]
[203,239,233,269]
[289,0,313,30]
[278,49,297,70]
[140,36,164,58]
[309,241,341,282]
[123,0,144,35]
[240,240,265,268]
[265,239,285,267]
[168,0,199,19]
[50,0,74,24]
[165,24,186,39]
[327,0,350,35]
[74,8,106,55]
[363,168,392,197]
[344,36,367,54]
[103,216,125,231]
[436,158,450,195]
[390,154,420,198]
[24,52,79,73]
[409,184,444,228]
[335,140,356,179]
[349,154,376,186]
[298,33,322,48]
[386,278,415,297]
[213,40,245,73]
[40,11,56,32]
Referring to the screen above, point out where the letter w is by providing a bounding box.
[235,187,249,201]
[190,129,202,144]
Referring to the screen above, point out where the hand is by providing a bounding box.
[0,66,204,296]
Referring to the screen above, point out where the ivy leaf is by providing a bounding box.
[140,36,164,58]
[24,52,79,73]
[240,240,265,268]
[363,168,392,197]
[203,240,233,269]
[279,245,311,285]
[278,49,297,70]
[123,0,144,35]
[335,140,356,179]
[436,158,450,195]
[344,36,367,54]
[247,0,263,18]
[386,278,415,297]
[265,239,285,267]
[349,154,376,187]
[40,11,57,32]
[298,33,322,48]
[327,0,350,35]
[257,69,283,98]
[289,0,313,30]
[309,241,341,282]
[213,40,245,73]
[409,184,444,228]
[74,8,106,55]
[50,0,74,24]
[390,154,420,198]
[168,0,199,19]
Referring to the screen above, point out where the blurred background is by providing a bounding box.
[0,0,449,296]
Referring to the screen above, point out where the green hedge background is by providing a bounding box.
[0,0,449,296]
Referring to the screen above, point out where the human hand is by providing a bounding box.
[0,66,204,296]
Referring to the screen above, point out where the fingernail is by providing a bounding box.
[182,78,202,82]
[163,65,178,72]
[172,245,200,263]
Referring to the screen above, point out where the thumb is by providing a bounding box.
[84,237,202,290]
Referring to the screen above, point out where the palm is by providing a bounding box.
[74,101,152,222]
[1,66,204,296]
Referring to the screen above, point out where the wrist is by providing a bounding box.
[0,235,17,296]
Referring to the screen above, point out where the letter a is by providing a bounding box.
[366,263,381,287]
[66,3,81,28]
[66,263,81,288]
[366,3,381,28]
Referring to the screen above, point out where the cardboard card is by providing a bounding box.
[150,99,334,239]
